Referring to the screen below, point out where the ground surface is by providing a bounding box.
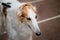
[0,0,60,40]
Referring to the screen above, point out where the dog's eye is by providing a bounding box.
[35,16,37,19]
[27,18,31,20]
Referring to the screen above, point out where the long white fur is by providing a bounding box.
[1,0,40,40]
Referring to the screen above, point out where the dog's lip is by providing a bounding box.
[27,24,31,29]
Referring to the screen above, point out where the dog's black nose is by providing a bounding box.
[35,32,41,36]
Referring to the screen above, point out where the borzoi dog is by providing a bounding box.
[1,0,41,40]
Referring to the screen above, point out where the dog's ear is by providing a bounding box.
[17,10,25,23]
[2,3,11,8]
[17,10,22,17]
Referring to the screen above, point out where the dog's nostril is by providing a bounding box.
[35,32,41,36]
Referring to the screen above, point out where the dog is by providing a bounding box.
[1,0,41,40]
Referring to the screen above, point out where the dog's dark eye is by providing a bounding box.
[35,16,37,19]
[27,18,31,20]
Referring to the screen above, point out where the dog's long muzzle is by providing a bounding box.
[26,23,41,36]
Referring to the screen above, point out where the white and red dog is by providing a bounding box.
[1,0,41,40]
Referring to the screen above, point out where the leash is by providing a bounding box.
[38,15,60,24]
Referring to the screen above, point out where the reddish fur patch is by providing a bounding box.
[17,3,36,23]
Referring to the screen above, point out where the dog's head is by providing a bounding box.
[17,3,41,36]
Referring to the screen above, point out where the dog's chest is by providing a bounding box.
[12,23,32,40]
[16,23,32,35]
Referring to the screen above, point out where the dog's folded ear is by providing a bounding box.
[2,2,11,8]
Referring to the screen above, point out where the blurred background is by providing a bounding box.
[0,0,60,40]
